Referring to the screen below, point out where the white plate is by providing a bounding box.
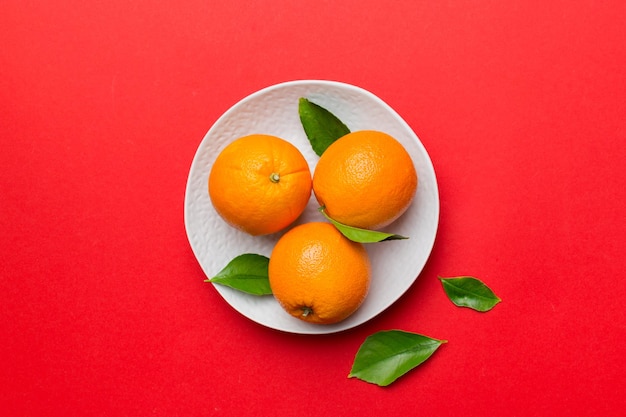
[184,80,439,334]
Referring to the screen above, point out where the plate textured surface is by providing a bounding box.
[184,80,439,334]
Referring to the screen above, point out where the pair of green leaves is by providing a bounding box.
[204,222,405,295]
[206,259,501,312]
[348,276,501,387]
[299,98,408,243]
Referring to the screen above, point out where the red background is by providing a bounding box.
[2,1,625,416]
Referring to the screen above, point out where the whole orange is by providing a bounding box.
[268,222,371,324]
[312,130,417,230]
[208,134,312,236]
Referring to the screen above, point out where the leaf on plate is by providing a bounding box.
[319,207,408,243]
[205,254,272,295]
[438,276,501,312]
[298,97,350,156]
[349,330,446,387]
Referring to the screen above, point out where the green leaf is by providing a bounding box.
[205,254,272,295]
[438,276,501,312]
[319,207,408,243]
[349,330,446,386]
[298,97,350,156]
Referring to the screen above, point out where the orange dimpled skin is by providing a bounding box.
[268,222,371,325]
[313,130,418,230]
[208,134,312,236]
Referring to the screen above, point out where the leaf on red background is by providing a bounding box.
[438,276,501,312]
[349,330,446,386]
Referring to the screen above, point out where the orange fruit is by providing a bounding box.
[312,130,417,230]
[268,222,371,324]
[208,134,312,236]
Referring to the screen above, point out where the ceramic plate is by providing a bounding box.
[184,80,439,334]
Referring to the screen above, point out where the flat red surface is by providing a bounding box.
[2,1,625,415]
